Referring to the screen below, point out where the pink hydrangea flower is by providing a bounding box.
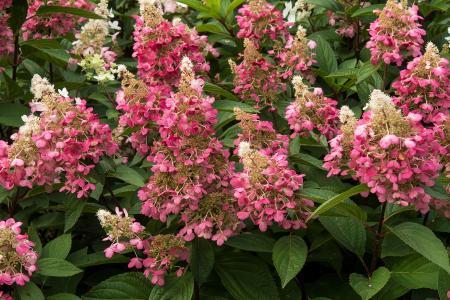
[230,39,285,108]
[0,76,118,198]
[97,208,188,286]
[366,0,425,66]
[138,59,237,232]
[0,1,13,57]
[231,145,313,231]
[274,26,317,81]
[0,218,38,287]
[21,0,94,41]
[236,0,291,43]
[233,108,289,156]
[286,76,340,139]
[133,2,215,90]
[324,90,447,216]
[392,43,449,124]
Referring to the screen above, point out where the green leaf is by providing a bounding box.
[8,0,28,32]
[214,99,258,113]
[326,69,358,79]
[311,36,338,73]
[290,153,325,170]
[20,39,65,49]
[216,253,280,300]
[226,233,275,253]
[22,46,70,67]
[373,278,409,300]
[42,234,72,259]
[149,273,194,300]
[205,82,240,101]
[109,165,146,187]
[227,0,245,14]
[307,184,369,221]
[16,281,45,300]
[349,267,390,300]
[438,268,450,300]
[381,233,413,258]
[69,251,129,268]
[190,238,215,286]
[390,255,439,290]
[37,258,83,277]
[47,294,81,300]
[84,272,152,300]
[0,103,29,127]
[272,235,308,288]
[386,222,450,273]
[27,225,42,254]
[177,0,213,13]
[356,63,380,84]
[306,0,340,11]
[36,5,104,19]
[320,216,366,258]
[197,22,231,37]
[351,4,384,17]
[64,197,86,233]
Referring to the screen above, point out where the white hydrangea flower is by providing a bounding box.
[30,74,55,100]
[58,88,69,98]
[238,141,252,158]
[339,106,355,123]
[116,64,127,74]
[283,2,297,23]
[19,115,41,136]
[180,56,193,72]
[96,209,113,225]
[364,89,394,111]
[292,75,304,87]
[108,20,121,31]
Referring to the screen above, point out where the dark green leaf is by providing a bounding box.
[349,267,390,300]
[226,233,275,253]
[351,4,384,17]
[109,165,146,187]
[205,82,240,101]
[390,255,439,290]
[0,103,28,127]
[64,197,86,233]
[8,0,28,32]
[214,99,258,113]
[320,216,366,257]
[290,153,325,170]
[306,0,341,11]
[216,253,280,300]
[16,281,45,300]
[36,6,104,19]
[149,272,194,300]
[37,258,83,277]
[386,222,450,273]
[311,36,338,73]
[273,235,308,288]
[84,272,152,300]
[307,184,369,221]
[190,238,215,286]
[438,268,450,300]
[41,234,72,259]
[47,294,81,300]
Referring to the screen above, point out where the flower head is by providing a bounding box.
[366,0,425,66]
[0,218,38,286]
